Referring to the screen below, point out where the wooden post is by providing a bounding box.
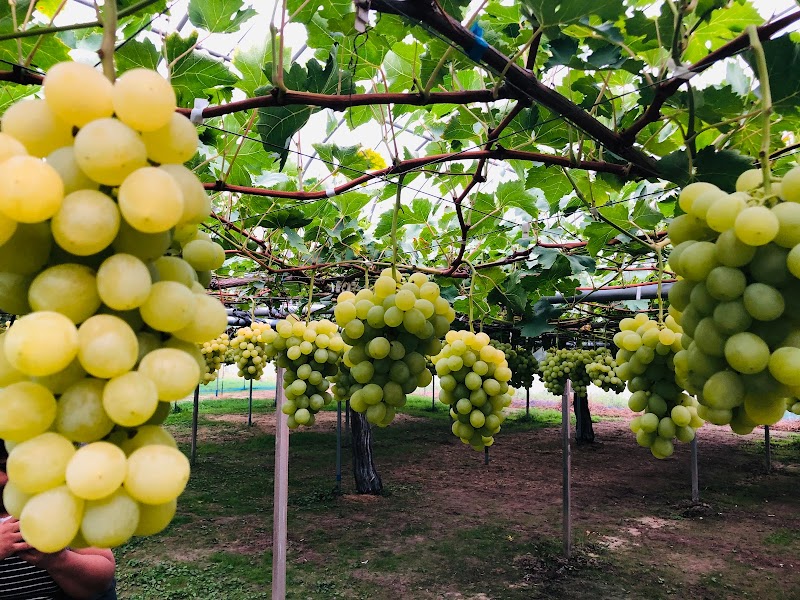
[336,401,342,494]
[562,380,572,559]
[248,378,254,426]
[765,425,771,473]
[190,386,200,466]
[272,367,288,599]
[690,435,699,503]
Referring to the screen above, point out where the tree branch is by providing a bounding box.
[204,148,638,200]
[620,10,800,145]
[362,0,661,177]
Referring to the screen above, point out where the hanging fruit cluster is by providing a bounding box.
[539,347,619,396]
[433,331,512,450]
[229,322,274,380]
[614,313,704,458]
[262,316,345,428]
[200,332,230,384]
[333,269,453,426]
[668,171,800,432]
[0,63,228,552]
[489,340,538,391]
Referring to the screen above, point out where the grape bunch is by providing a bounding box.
[489,340,538,390]
[261,317,345,429]
[584,351,625,393]
[433,331,512,450]
[668,171,800,433]
[539,348,598,396]
[200,332,230,384]
[229,322,274,380]
[333,269,454,426]
[0,63,229,552]
[614,313,704,459]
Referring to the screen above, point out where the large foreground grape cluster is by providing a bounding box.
[333,270,453,426]
[433,331,513,450]
[668,170,800,432]
[0,63,227,551]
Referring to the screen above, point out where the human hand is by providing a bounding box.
[0,518,32,560]
[16,547,68,568]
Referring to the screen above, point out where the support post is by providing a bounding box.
[765,425,771,473]
[190,385,200,466]
[336,401,342,494]
[526,387,530,418]
[220,366,225,397]
[248,378,254,426]
[690,435,699,504]
[272,367,288,600]
[562,379,572,559]
[431,375,436,411]
[215,372,220,397]
[344,399,351,446]
[484,446,489,465]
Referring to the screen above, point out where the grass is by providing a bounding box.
[115,397,800,599]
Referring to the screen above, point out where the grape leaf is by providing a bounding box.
[187,0,257,33]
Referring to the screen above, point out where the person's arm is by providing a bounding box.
[16,546,115,600]
[0,518,32,559]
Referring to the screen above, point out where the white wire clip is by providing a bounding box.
[666,58,695,82]
[190,98,209,125]
[325,185,336,198]
[635,285,642,301]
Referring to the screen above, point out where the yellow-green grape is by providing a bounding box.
[28,264,101,324]
[73,118,148,186]
[334,270,454,427]
[616,312,700,459]
[0,383,58,442]
[45,147,98,195]
[80,488,139,547]
[267,316,343,429]
[1,98,74,157]
[117,167,184,234]
[124,445,190,504]
[65,441,127,500]
[43,62,114,127]
[230,323,274,380]
[140,114,199,164]
[158,164,211,225]
[112,68,177,132]
[4,311,79,376]
[434,330,511,451]
[6,433,75,494]
[539,347,604,397]
[0,156,64,223]
[19,485,83,553]
[50,189,120,256]
[137,348,201,401]
[489,340,538,390]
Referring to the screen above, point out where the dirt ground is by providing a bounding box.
[188,407,800,599]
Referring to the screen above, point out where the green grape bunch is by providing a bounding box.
[489,340,537,390]
[668,170,800,434]
[261,316,345,429]
[229,322,274,380]
[199,332,229,384]
[539,347,604,397]
[433,330,513,451]
[584,350,625,393]
[333,269,455,427]
[615,312,704,459]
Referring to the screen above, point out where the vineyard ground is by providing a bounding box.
[116,398,800,599]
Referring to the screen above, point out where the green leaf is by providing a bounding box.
[115,39,160,73]
[684,1,761,63]
[334,192,372,218]
[658,150,691,188]
[257,51,352,169]
[693,147,753,192]
[745,35,800,113]
[522,0,624,30]
[0,1,70,70]
[232,40,271,97]
[584,222,618,256]
[165,32,238,106]
[520,299,563,337]
[188,0,256,33]
[256,209,313,230]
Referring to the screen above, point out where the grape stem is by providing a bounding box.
[747,24,772,196]
[465,259,476,333]
[390,173,405,282]
[655,244,665,325]
[98,0,117,82]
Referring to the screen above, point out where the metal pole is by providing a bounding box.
[248,378,253,426]
[215,369,220,397]
[336,401,342,494]
[765,425,771,473]
[431,375,436,410]
[526,387,530,418]
[190,386,200,466]
[220,366,224,397]
[562,380,572,559]
[272,367,288,600]
[484,446,489,465]
[690,435,699,503]
[345,399,350,445]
